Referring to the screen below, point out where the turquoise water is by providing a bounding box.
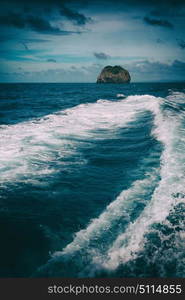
[0,82,184,277]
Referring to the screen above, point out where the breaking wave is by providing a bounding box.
[1,89,184,277]
[33,91,185,277]
[0,96,150,185]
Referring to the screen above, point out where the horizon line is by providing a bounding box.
[1,80,185,84]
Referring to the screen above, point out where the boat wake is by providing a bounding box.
[32,92,185,277]
[0,91,184,277]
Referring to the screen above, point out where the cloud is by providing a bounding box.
[21,38,51,44]
[177,39,185,49]
[0,12,80,35]
[143,17,173,28]
[47,58,57,62]
[156,38,165,44]
[0,1,92,31]
[0,35,51,43]
[150,7,185,18]
[20,41,29,50]
[94,52,110,60]
[26,15,61,33]
[125,59,185,81]
[0,13,25,29]
[2,60,185,83]
[0,35,13,42]
[0,63,103,82]
[60,6,92,25]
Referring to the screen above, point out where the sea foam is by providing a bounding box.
[1,92,184,276]
[49,93,185,275]
[103,92,185,270]
[0,95,153,185]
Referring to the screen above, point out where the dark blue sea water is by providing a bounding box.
[0,82,184,278]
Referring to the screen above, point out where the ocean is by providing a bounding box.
[0,82,184,278]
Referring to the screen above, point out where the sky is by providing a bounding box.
[0,0,185,82]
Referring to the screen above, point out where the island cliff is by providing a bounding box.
[96,65,131,83]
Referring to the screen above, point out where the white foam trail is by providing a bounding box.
[51,93,185,273]
[116,94,125,98]
[103,95,185,270]
[0,95,156,184]
[51,95,162,258]
[53,167,159,258]
[167,91,185,103]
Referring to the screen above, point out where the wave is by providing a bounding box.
[54,167,159,258]
[116,93,125,98]
[103,92,185,270]
[0,94,157,185]
[0,100,139,184]
[37,92,185,276]
[1,91,184,276]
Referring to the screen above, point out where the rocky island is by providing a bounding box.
[96,65,131,83]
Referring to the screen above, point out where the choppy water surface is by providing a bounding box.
[0,82,184,277]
